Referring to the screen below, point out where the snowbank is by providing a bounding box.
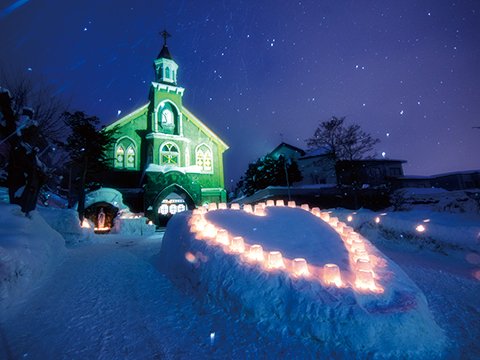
[333,208,480,252]
[157,207,446,358]
[37,207,94,245]
[111,216,156,236]
[0,204,65,313]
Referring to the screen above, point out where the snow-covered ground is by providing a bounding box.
[0,202,479,359]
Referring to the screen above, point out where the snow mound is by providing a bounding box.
[82,188,128,211]
[157,206,446,358]
[111,215,156,236]
[0,204,65,313]
[38,207,94,245]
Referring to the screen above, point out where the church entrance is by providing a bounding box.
[153,184,196,226]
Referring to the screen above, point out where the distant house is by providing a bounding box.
[398,170,480,191]
[336,159,406,188]
[269,142,336,186]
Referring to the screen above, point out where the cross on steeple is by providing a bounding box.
[160,29,171,46]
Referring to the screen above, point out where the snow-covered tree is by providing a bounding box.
[306,116,380,161]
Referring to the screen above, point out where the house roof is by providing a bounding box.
[269,142,306,156]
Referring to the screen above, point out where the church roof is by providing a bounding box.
[157,45,173,60]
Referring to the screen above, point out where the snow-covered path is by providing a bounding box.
[0,234,311,359]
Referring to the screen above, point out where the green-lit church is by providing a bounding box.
[102,34,228,225]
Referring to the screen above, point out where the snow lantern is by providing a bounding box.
[300,204,310,211]
[347,215,353,222]
[254,204,266,216]
[323,264,342,287]
[329,217,339,227]
[81,218,91,228]
[311,207,321,217]
[292,258,309,277]
[267,251,285,269]
[243,204,253,213]
[288,201,296,208]
[201,223,217,240]
[355,269,376,291]
[208,203,218,211]
[248,244,265,262]
[353,248,370,263]
[230,236,245,253]
[218,202,227,210]
[266,200,275,207]
[320,212,330,222]
[374,216,381,224]
[276,199,285,207]
[350,238,366,252]
[215,229,230,246]
[230,203,240,210]
[336,222,345,234]
[346,231,360,245]
[355,258,372,272]
[416,224,426,233]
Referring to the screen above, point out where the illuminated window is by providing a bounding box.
[114,138,136,169]
[160,142,179,165]
[177,204,186,212]
[196,144,213,172]
[169,204,178,214]
[159,204,169,215]
[126,146,135,168]
[115,146,125,168]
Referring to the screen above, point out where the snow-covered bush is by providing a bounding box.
[0,204,65,313]
[111,216,156,236]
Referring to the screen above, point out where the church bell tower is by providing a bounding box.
[154,30,179,85]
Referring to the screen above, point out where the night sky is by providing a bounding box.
[1,0,479,188]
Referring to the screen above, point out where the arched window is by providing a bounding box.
[196,144,213,172]
[165,67,170,79]
[160,142,179,165]
[114,137,136,169]
[161,109,174,126]
[115,146,125,168]
[126,146,135,168]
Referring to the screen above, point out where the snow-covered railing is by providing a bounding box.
[189,201,384,293]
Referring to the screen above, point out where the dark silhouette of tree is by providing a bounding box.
[306,116,380,160]
[61,111,116,219]
[236,155,302,197]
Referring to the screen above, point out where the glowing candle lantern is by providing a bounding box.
[311,207,321,217]
[336,223,344,234]
[292,258,309,277]
[320,212,330,222]
[346,231,360,245]
[81,218,91,228]
[192,209,201,215]
[249,244,264,262]
[267,251,285,269]
[218,203,227,210]
[355,258,372,272]
[189,214,202,226]
[288,201,296,208]
[254,204,266,216]
[353,248,370,263]
[347,215,353,222]
[258,202,266,209]
[243,204,253,213]
[374,216,381,224]
[355,269,376,290]
[329,217,339,227]
[323,264,342,287]
[351,238,366,252]
[301,204,310,211]
[276,200,285,207]
[202,223,217,240]
[230,236,245,253]
[342,226,353,235]
[208,203,218,211]
[416,224,426,233]
[230,203,240,210]
[148,220,154,225]
[266,200,275,207]
[215,229,230,246]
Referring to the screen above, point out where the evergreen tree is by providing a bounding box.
[306,116,380,160]
[237,155,302,197]
[61,111,116,219]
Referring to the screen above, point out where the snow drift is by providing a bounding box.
[157,206,446,358]
[0,204,65,313]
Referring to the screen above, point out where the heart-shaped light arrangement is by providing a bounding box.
[188,201,383,293]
